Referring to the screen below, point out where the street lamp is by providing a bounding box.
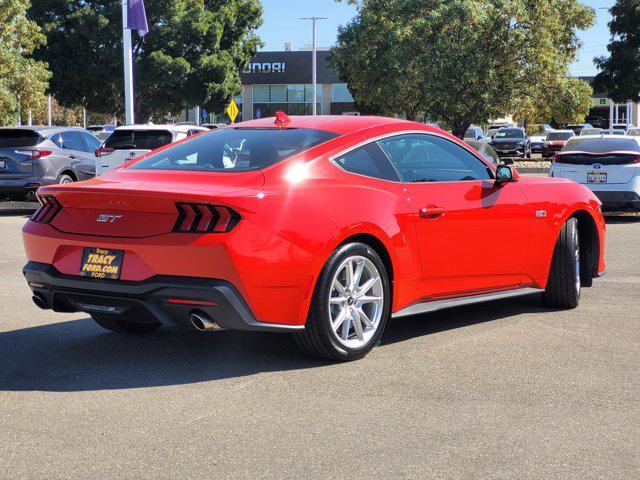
[300,17,327,115]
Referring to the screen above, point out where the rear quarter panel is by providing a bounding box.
[518,177,606,286]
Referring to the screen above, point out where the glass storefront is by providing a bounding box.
[252,84,322,119]
[332,83,354,103]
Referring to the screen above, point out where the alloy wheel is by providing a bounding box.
[328,255,384,349]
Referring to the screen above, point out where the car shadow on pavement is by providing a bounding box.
[0,294,547,393]
[382,293,546,346]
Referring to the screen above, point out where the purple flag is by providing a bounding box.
[126,0,148,37]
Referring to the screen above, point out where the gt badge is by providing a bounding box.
[97,214,123,223]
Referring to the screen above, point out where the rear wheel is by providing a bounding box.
[543,218,581,309]
[295,243,391,361]
[57,173,74,184]
[91,314,162,334]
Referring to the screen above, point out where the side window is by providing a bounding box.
[378,134,492,183]
[333,143,400,181]
[81,133,101,152]
[49,134,63,148]
[59,132,86,152]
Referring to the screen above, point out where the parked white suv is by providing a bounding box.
[549,135,640,211]
[95,124,209,174]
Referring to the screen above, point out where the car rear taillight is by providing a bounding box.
[31,195,62,224]
[95,148,114,157]
[173,203,241,233]
[552,153,558,163]
[15,149,52,160]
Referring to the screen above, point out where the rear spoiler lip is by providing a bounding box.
[555,150,640,156]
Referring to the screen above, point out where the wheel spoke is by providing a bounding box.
[345,260,355,291]
[333,279,348,297]
[356,307,374,329]
[341,316,351,340]
[358,295,382,304]
[355,276,380,298]
[332,308,348,329]
[330,296,347,305]
[351,310,364,341]
[353,259,365,291]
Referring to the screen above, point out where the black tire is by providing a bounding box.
[91,314,162,334]
[543,218,581,309]
[57,173,74,184]
[294,242,391,361]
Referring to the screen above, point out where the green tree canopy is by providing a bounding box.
[593,1,640,104]
[28,0,262,122]
[0,0,51,126]
[331,0,595,137]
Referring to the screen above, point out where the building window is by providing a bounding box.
[332,83,354,103]
[252,84,322,118]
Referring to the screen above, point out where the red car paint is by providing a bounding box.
[23,116,606,327]
[542,140,569,158]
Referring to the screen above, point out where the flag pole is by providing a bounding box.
[122,0,135,125]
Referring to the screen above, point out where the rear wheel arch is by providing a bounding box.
[58,169,77,182]
[570,209,600,284]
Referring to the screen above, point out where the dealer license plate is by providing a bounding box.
[80,248,124,279]
[587,172,607,184]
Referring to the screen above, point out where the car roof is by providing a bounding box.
[548,129,574,134]
[567,134,640,142]
[0,125,86,135]
[113,124,208,133]
[235,115,418,136]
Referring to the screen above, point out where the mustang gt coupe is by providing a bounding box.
[23,114,606,361]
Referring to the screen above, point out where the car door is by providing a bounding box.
[378,133,531,298]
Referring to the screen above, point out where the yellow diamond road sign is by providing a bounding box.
[227,99,239,123]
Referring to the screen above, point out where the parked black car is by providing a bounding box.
[0,126,100,200]
[489,127,531,158]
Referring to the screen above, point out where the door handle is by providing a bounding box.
[419,206,445,219]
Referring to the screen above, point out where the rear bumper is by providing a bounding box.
[23,262,304,332]
[0,176,55,198]
[592,191,640,211]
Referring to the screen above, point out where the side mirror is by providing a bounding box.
[495,165,518,185]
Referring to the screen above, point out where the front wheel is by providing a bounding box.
[543,218,581,309]
[295,243,391,361]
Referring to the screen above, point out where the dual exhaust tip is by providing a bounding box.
[190,311,222,332]
[32,294,48,310]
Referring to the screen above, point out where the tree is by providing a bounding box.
[0,0,51,126]
[28,0,262,122]
[331,0,595,137]
[593,1,640,104]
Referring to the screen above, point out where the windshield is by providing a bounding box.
[0,129,42,148]
[494,129,524,139]
[561,137,640,153]
[547,132,573,141]
[129,127,338,172]
[580,129,603,136]
[105,129,174,150]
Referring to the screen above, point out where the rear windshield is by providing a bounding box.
[0,129,42,148]
[556,153,638,165]
[129,128,338,172]
[104,129,173,150]
[494,129,524,139]
[547,132,573,140]
[562,137,640,153]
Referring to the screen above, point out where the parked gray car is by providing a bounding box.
[0,126,100,200]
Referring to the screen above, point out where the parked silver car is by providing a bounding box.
[0,126,100,200]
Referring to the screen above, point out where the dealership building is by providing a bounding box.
[184,49,357,124]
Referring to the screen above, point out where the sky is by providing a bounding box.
[256,0,614,76]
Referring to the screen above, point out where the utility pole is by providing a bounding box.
[47,95,52,126]
[300,17,326,115]
[121,0,135,124]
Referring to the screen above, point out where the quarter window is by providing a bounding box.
[59,132,86,152]
[334,143,400,182]
[378,134,492,183]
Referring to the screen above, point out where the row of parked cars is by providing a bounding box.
[0,123,214,200]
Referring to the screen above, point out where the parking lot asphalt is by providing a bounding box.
[0,210,639,479]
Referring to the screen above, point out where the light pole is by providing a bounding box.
[300,17,326,115]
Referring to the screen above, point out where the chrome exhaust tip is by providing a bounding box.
[190,311,221,331]
[32,294,48,310]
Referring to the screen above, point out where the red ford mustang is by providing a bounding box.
[23,115,606,361]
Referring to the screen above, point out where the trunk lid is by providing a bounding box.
[44,169,264,237]
[0,148,35,177]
